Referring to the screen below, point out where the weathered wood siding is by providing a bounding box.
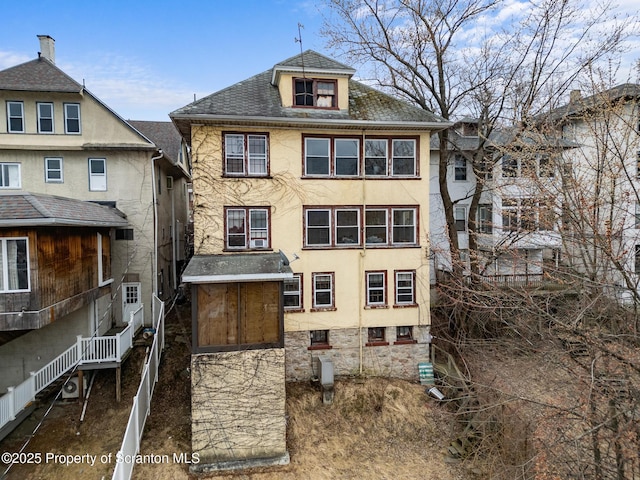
[0,227,110,319]
[195,281,281,351]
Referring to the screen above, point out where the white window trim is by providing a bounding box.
[364,139,389,176]
[0,163,21,189]
[225,207,270,250]
[284,273,302,310]
[333,138,360,177]
[306,208,332,246]
[37,102,54,134]
[7,101,24,133]
[64,103,81,134]
[334,208,361,246]
[391,139,417,177]
[312,273,334,309]
[366,271,386,306]
[454,206,467,232]
[97,233,114,287]
[45,157,64,183]
[0,237,30,293]
[304,137,331,177]
[395,271,415,305]
[391,207,417,245]
[88,158,107,191]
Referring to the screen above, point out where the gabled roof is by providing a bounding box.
[271,50,356,84]
[171,50,448,139]
[0,57,82,93]
[128,120,190,179]
[0,192,128,228]
[542,83,640,124]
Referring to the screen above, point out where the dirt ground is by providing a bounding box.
[1,303,466,480]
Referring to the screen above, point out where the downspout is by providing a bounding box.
[171,182,177,292]
[151,149,163,322]
[359,130,367,376]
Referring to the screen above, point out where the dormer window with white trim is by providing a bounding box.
[294,78,336,108]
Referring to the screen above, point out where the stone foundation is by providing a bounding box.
[285,326,431,381]
[190,348,288,472]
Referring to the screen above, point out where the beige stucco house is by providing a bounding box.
[0,36,190,393]
[172,50,447,470]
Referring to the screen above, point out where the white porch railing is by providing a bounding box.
[112,295,164,480]
[0,304,144,435]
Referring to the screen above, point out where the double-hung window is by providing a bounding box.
[478,204,493,234]
[454,154,467,181]
[454,206,467,232]
[305,138,330,176]
[284,273,303,310]
[88,158,106,191]
[7,101,24,133]
[365,209,388,245]
[392,208,417,244]
[0,163,21,188]
[224,133,268,175]
[365,139,388,176]
[391,139,416,176]
[0,237,30,292]
[395,271,415,305]
[64,103,81,134]
[306,209,331,246]
[366,271,386,306]
[334,139,359,176]
[304,137,360,177]
[312,272,334,309]
[335,209,359,245]
[45,157,63,183]
[225,207,270,249]
[37,102,54,133]
[294,78,336,107]
[305,207,361,247]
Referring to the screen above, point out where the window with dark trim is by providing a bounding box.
[395,270,416,305]
[304,206,418,248]
[304,136,419,178]
[502,154,518,177]
[312,272,334,310]
[225,207,270,250]
[284,273,303,311]
[310,329,330,347]
[366,271,386,306]
[294,78,336,107]
[367,327,386,345]
[7,101,24,133]
[224,133,269,176]
[395,326,414,342]
[115,228,134,240]
[454,206,467,232]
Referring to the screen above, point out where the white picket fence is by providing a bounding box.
[111,295,165,480]
[0,304,144,434]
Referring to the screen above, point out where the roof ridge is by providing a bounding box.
[23,192,52,218]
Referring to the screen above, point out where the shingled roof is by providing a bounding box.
[0,57,82,93]
[0,192,128,227]
[170,50,447,138]
[542,83,640,124]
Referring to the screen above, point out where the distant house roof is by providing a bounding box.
[542,83,640,124]
[171,50,449,139]
[0,57,82,93]
[431,126,577,151]
[182,253,293,283]
[0,192,128,228]
[128,120,190,179]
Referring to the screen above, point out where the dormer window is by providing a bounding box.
[294,78,336,108]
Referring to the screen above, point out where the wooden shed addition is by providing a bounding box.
[182,253,293,353]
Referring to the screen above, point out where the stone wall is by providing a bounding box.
[191,348,288,471]
[284,326,431,382]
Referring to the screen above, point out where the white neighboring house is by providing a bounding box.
[543,84,640,302]
[429,119,568,286]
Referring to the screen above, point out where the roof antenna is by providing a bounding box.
[295,22,306,78]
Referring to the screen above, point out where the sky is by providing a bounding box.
[1,0,639,122]
[0,0,329,121]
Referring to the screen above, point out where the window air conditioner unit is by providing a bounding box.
[251,239,266,248]
[166,176,174,190]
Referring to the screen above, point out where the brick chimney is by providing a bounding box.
[37,35,55,64]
